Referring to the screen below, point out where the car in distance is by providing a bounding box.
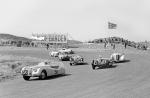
[110,53,125,63]
[58,52,71,61]
[70,55,84,65]
[21,61,65,80]
[91,57,113,70]
[49,51,59,57]
[58,48,74,54]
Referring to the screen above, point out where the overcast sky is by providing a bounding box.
[0,0,150,42]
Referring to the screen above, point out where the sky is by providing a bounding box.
[0,0,150,42]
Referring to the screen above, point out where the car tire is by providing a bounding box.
[109,62,113,67]
[61,70,66,76]
[70,63,72,66]
[39,70,47,80]
[92,64,96,70]
[23,76,30,81]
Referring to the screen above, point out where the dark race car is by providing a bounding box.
[91,57,113,70]
[70,55,84,66]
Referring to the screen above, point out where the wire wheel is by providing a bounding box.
[23,76,30,81]
[39,71,47,80]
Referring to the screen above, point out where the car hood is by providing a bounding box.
[23,62,46,70]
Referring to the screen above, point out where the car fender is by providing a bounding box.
[120,55,125,61]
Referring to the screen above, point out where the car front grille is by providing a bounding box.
[22,70,28,75]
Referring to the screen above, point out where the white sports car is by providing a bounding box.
[58,48,74,54]
[110,53,125,62]
[21,61,66,80]
[50,51,59,57]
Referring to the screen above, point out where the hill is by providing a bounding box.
[67,40,82,45]
[0,33,82,44]
[0,33,31,41]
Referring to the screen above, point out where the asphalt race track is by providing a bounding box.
[0,46,150,98]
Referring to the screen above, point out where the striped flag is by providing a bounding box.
[108,22,117,29]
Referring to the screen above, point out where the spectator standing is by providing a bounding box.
[46,44,49,50]
[104,42,107,49]
[124,42,127,49]
[113,43,115,49]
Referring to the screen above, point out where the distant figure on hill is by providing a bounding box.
[46,44,49,50]
[104,42,107,49]
[113,43,115,49]
[124,42,127,49]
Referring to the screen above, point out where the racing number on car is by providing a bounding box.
[54,70,58,74]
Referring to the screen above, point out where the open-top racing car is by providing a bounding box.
[110,53,125,63]
[58,48,74,54]
[49,51,59,57]
[69,55,84,65]
[58,52,71,61]
[91,56,113,70]
[21,61,66,80]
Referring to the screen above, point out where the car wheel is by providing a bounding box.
[39,70,47,80]
[61,70,66,76]
[70,63,72,66]
[23,76,30,80]
[92,64,96,70]
[72,62,76,65]
[109,62,113,67]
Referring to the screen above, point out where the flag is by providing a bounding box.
[108,22,117,29]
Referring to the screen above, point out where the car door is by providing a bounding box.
[44,66,55,76]
[49,65,60,75]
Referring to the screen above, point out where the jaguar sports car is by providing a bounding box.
[21,61,66,80]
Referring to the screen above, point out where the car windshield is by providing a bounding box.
[36,61,51,66]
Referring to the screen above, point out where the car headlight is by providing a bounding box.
[32,68,40,72]
[21,67,26,71]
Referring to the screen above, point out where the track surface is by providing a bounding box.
[0,46,150,98]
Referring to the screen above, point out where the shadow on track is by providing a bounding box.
[29,74,72,81]
[70,62,89,66]
[95,65,118,70]
[114,60,131,63]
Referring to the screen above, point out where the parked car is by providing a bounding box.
[21,61,66,80]
[110,53,125,63]
[91,57,113,70]
[70,55,84,65]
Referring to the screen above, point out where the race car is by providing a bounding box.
[21,61,66,80]
[91,56,113,70]
[58,48,74,54]
[70,55,84,65]
[110,53,125,63]
[58,52,71,61]
[49,51,59,57]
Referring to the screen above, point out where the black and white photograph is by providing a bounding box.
[0,0,150,98]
